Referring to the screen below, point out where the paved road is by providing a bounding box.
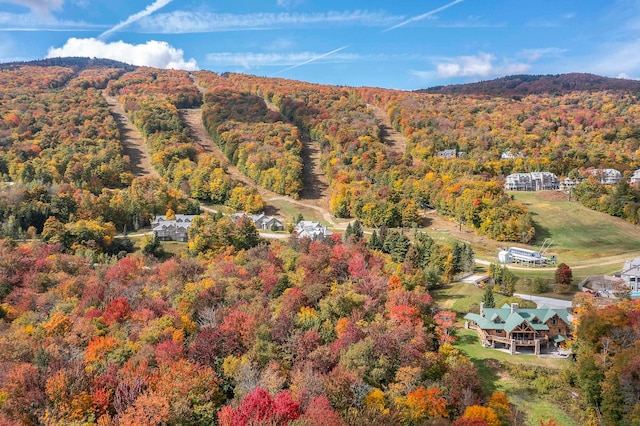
[513,293,573,309]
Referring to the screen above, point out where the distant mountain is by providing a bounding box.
[418,73,640,97]
[0,57,136,71]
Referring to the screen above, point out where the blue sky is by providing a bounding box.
[0,0,639,89]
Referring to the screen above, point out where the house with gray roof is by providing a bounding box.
[151,214,197,242]
[436,149,465,159]
[464,303,570,354]
[588,168,622,185]
[232,212,283,231]
[293,221,332,240]
[630,169,640,185]
[501,150,524,160]
[559,177,584,191]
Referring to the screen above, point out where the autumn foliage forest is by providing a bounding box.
[0,58,639,425]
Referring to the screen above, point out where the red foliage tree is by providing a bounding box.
[299,396,343,426]
[218,387,300,426]
[102,297,131,325]
[555,263,573,291]
[434,310,458,344]
[155,339,184,363]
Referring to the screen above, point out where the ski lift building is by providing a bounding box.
[501,247,548,266]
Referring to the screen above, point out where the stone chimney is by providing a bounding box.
[511,303,519,314]
[479,302,485,317]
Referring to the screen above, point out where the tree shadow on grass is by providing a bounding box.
[470,357,500,395]
[456,333,477,345]
[528,211,551,244]
[456,333,500,394]
[434,293,465,300]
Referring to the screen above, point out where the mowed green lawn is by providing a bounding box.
[436,283,577,424]
[454,329,577,426]
[512,191,640,263]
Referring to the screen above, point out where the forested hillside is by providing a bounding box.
[0,60,639,425]
[569,294,640,425]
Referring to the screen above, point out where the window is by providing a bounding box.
[550,317,557,325]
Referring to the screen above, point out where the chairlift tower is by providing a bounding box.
[538,239,553,256]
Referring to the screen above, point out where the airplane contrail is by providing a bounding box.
[383,0,464,32]
[99,0,173,40]
[271,45,349,76]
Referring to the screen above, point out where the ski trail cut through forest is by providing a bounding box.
[368,104,407,156]
[178,107,266,194]
[264,100,331,210]
[181,104,337,225]
[186,74,338,224]
[102,92,159,178]
[179,108,215,155]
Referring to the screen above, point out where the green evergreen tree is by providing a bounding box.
[352,220,364,241]
[344,223,353,242]
[382,231,411,263]
[482,285,496,308]
[368,230,381,250]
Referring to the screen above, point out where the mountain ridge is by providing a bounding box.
[417,72,640,96]
[0,57,136,71]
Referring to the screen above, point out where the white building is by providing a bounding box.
[499,247,548,266]
[621,258,640,293]
[293,221,332,240]
[501,150,524,160]
[232,212,283,230]
[559,177,583,191]
[151,214,197,242]
[437,149,458,159]
[504,172,560,191]
[589,168,622,185]
[630,169,640,185]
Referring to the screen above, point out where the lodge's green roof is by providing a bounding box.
[464,305,570,333]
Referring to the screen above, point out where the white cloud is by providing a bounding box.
[99,0,172,40]
[435,52,530,78]
[205,50,359,69]
[0,12,100,31]
[46,37,198,70]
[138,10,399,33]
[2,0,63,16]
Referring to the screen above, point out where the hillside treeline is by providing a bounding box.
[0,231,525,425]
[569,294,640,425]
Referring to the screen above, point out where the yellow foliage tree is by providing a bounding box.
[461,405,501,426]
